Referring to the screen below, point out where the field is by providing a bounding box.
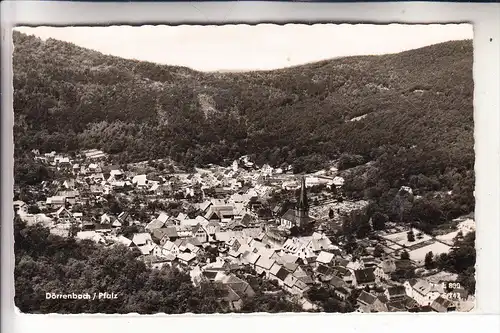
[408,241,452,264]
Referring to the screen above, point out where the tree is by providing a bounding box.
[424,251,434,269]
[356,218,372,239]
[27,205,41,214]
[328,208,334,219]
[371,211,387,231]
[401,250,410,260]
[407,230,415,242]
[373,245,384,258]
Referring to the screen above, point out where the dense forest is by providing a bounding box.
[13,31,474,230]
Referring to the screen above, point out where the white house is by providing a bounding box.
[404,279,443,306]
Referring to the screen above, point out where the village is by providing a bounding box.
[13,148,476,313]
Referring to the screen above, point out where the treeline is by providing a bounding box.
[13,32,474,228]
[14,217,302,314]
[436,231,476,294]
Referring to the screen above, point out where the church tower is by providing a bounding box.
[296,176,309,225]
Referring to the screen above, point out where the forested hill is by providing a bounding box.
[13,31,474,225]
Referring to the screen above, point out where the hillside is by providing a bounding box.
[12,31,475,229]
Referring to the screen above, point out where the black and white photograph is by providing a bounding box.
[12,23,476,314]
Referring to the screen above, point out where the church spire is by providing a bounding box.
[298,176,309,212]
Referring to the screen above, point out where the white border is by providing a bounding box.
[1,1,499,333]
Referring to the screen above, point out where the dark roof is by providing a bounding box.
[202,271,218,280]
[335,258,349,267]
[333,266,350,276]
[152,228,170,240]
[387,285,406,297]
[186,237,203,247]
[377,295,389,304]
[431,296,455,312]
[226,221,245,230]
[329,275,347,289]
[118,212,132,222]
[275,267,290,281]
[388,296,419,310]
[241,214,254,226]
[164,226,179,238]
[357,291,377,305]
[94,223,112,230]
[316,264,332,276]
[354,268,376,283]
[395,259,414,270]
[297,275,314,285]
[222,285,241,302]
[224,275,254,298]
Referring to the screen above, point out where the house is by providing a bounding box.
[226,220,245,232]
[255,256,276,278]
[55,207,75,224]
[145,219,165,232]
[384,286,407,300]
[204,205,235,222]
[360,256,377,268]
[46,196,66,209]
[242,251,261,269]
[111,219,122,228]
[316,251,335,266]
[162,240,180,256]
[269,264,290,285]
[159,227,180,245]
[132,233,153,247]
[221,274,255,299]
[284,274,310,295]
[357,291,388,312]
[329,276,351,300]
[404,279,442,307]
[353,268,376,288]
[309,233,335,252]
[138,243,157,256]
[94,223,112,234]
[192,224,209,243]
[13,200,27,214]
[386,295,420,312]
[431,296,457,313]
[177,252,197,265]
[132,175,148,187]
[222,285,244,311]
[151,228,171,243]
[156,212,170,223]
[374,259,396,281]
[63,179,76,189]
[76,231,105,244]
[199,201,213,214]
[100,213,116,224]
[57,191,79,205]
[146,255,175,270]
[116,235,133,247]
[73,212,83,222]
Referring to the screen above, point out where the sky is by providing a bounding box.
[15,24,473,72]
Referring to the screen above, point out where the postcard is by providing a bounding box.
[12,23,476,314]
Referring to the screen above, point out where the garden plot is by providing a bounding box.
[382,228,432,248]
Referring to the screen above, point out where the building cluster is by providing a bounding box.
[14,149,475,312]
